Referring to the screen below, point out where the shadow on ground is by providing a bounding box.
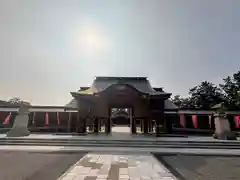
[0,151,86,180]
[153,153,240,180]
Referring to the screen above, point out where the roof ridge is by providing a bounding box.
[95,76,147,80]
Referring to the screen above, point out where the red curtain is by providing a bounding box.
[3,112,12,125]
[45,112,49,126]
[234,115,240,129]
[180,114,186,128]
[3,112,11,125]
[192,115,198,128]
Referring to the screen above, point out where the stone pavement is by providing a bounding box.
[58,153,177,180]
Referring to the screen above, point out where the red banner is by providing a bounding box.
[3,112,11,125]
[45,112,49,126]
[234,115,240,129]
[192,115,198,128]
[180,114,186,128]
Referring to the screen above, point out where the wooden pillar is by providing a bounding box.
[165,117,172,134]
[143,118,148,134]
[79,116,86,133]
[108,117,111,133]
[76,113,79,133]
[32,112,36,125]
[94,117,99,133]
[148,119,152,133]
[106,107,111,134]
[83,117,86,133]
[99,118,101,132]
[156,111,164,136]
[105,118,109,134]
[130,108,136,134]
[132,118,136,134]
[68,112,71,133]
[140,119,143,132]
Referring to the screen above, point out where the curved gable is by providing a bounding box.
[95,83,148,96]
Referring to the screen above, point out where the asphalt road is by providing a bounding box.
[0,151,86,180]
[154,153,240,180]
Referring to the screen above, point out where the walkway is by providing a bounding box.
[111,126,132,138]
[58,152,177,180]
[112,126,131,133]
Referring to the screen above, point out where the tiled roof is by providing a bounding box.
[164,99,179,110]
[76,88,94,95]
[65,99,78,108]
[73,76,171,96]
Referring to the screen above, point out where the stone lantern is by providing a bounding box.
[212,103,237,140]
[7,103,30,137]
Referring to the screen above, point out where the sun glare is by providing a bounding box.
[74,23,109,56]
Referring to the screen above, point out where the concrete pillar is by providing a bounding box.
[213,113,237,140]
[7,104,30,137]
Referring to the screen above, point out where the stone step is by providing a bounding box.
[1,139,240,149]
[1,137,240,145]
[1,142,240,149]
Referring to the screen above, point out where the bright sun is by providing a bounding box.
[75,24,109,56]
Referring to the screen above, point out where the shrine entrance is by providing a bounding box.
[109,108,134,136]
[71,77,174,136]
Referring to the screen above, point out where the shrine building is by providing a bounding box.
[65,76,178,135]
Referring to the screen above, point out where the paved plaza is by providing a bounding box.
[0,150,240,180]
[58,153,177,180]
[0,127,240,179]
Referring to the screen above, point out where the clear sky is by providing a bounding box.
[0,0,239,105]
